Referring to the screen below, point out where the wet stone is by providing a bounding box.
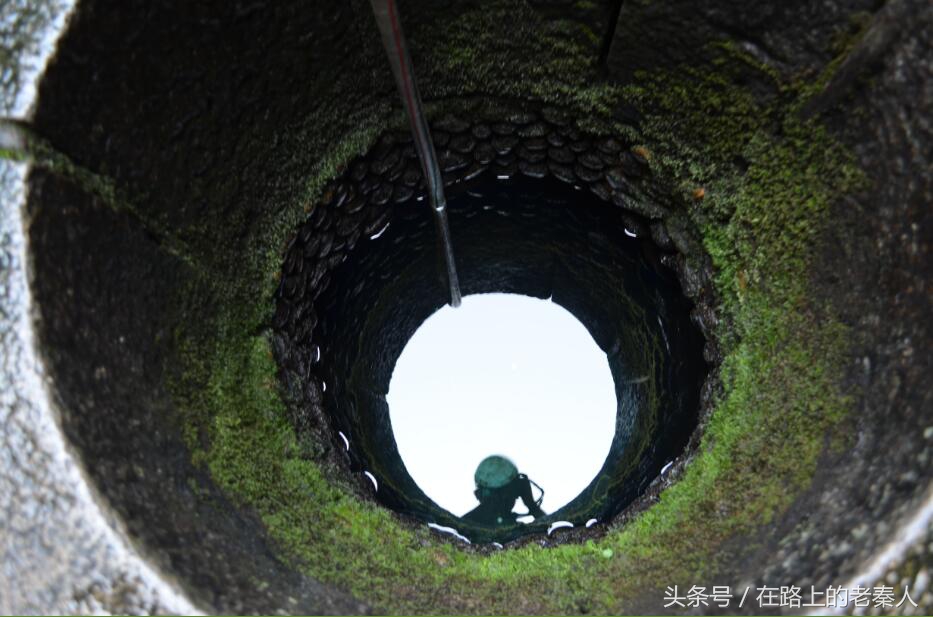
[508,111,536,125]
[439,150,470,172]
[621,214,648,238]
[343,227,361,254]
[569,140,590,153]
[630,148,650,166]
[597,137,623,155]
[550,144,578,165]
[494,158,519,176]
[401,164,421,187]
[376,132,397,149]
[578,152,605,171]
[491,135,519,155]
[350,160,368,182]
[519,160,548,178]
[548,161,575,183]
[523,137,548,151]
[491,121,515,135]
[651,222,674,250]
[385,157,407,183]
[290,298,307,323]
[574,162,603,183]
[331,184,350,209]
[617,193,667,220]
[517,122,547,138]
[432,130,450,147]
[282,273,301,299]
[370,148,401,176]
[363,209,391,236]
[316,233,334,259]
[690,305,717,336]
[271,331,289,362]
[474,142,495,165]
[358,174,378,195]
[285,250,301,274]
[541,105,571,125]
[308,262,327,289]
[615,100,642,125]
[449,134,476,154]
[547,132,566,147]
[390,129,413,145]
[703,341,719,364]
[599,150,620,166]
[302,233,322,258]
[345,196,366,214]
[560,127,581,141]
[659,252,680,272]
[517,146,546,163]
[605,167,626,190]
[462,162,487,182]
[590,180,612,202]
[273,301,291,329]
[369,183,392,206]
[296,313,316,344]
[620,151,647,178]
[471,123,491,139]
[611,189,628,210]
[666,220,698,255]
[433,114,470,133]
[679,260,706,299]
[289,251,305,275]
[322,253,346,271]
[312,202,330,228]
[392,185,414,203]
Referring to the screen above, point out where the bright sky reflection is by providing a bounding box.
[387,293,617,517]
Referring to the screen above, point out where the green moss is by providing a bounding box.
[2,119,208,272]
[166,13,865,615]
[799,10,874,103]
[410,2,630,135]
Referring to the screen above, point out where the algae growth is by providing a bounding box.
[167,4,864,612]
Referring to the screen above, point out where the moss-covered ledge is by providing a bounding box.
[165,27,863,611]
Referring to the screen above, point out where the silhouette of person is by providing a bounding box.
[462,455,545,526]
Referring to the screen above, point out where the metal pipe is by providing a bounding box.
[369,0,462,307]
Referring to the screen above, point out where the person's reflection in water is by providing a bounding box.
[462,455,545,526]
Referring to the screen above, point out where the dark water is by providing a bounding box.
[314,173,707,543]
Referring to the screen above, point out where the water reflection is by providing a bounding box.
[461,455,545,526]
[314,174,709,544]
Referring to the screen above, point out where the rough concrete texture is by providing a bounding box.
[0,0,930,614]
[0,2,197,614]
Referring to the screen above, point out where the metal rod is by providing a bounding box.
[369,0,462,307]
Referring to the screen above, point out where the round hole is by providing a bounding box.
[295,173,707,544]
[387,292,617,519]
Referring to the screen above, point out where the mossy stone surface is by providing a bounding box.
[22,0,930,614]
[165,9,863,615]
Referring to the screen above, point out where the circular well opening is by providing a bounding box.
[387,292,617,520]
[283,170,709,544]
